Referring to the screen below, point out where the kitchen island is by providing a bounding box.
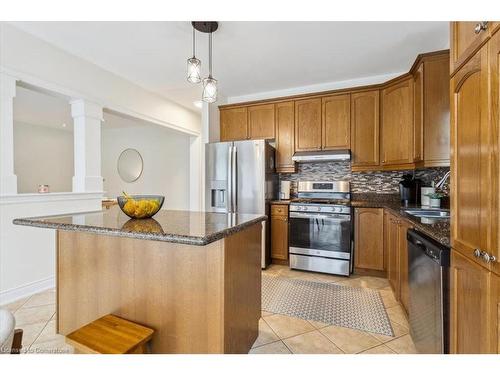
[14,208,266,354]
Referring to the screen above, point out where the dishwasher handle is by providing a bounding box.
[407,229,450,267]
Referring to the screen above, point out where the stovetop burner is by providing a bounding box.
[291,198,351,206]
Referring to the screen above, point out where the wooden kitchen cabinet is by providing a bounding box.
[248,104,275,139]
[350,90,380,171]
[385,211,400,298]
[413,62,424,164]
[450,44,490,265]
[275,101,296,173]
[381,77,415,169]
[450,251,500,353]
[422,53,451,167]
[270,204,289,262]
[489,30,500,277]
[220,107,248,141]
[294,98,322,151]
[322,94,351,150]
[354,208,384,272]
[398,220,412,314]
[450,21,491,75]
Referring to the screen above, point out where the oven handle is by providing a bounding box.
[289,212,350,220]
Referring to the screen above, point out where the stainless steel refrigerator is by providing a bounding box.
[205,139,278,268]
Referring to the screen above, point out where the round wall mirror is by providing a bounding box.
[117,148,143,183]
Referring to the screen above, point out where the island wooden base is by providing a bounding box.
[56,223,262,354]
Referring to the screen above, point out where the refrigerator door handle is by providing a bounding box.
[227,146,233,213]
[232,146,238,212]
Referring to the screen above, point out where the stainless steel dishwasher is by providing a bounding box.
[407,229,450,354]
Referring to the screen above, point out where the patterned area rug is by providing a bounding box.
[262,275,394,336]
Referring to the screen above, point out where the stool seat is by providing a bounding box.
[65,315,154,354]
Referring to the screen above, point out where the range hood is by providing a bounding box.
[291,149,351,163]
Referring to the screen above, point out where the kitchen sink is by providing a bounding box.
[404,208,450,219]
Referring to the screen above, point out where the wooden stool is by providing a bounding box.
[65,315,154,354]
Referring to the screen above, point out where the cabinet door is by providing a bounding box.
[489,32,500,276]
[354,208,384,271]
[248,104,275,140]
[220,107,248,141]
[351,90,380,169]
[294,98,322,151]
[413,63,424,164]
[451,45,490,263]
[271,215,289,261]
[381,78,414,166]
[385,213,400,298]
[398,220,413,314]
[322,94,350,150]
[451,21,490,74]
[423,54,451,167]
[275,101,296,173]
[450,251,498,353]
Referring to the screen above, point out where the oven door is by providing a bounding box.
[289,211,352,259]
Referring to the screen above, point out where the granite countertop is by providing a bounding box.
[270,200,292,205]
[351,193,450,246]
[13,207,266,246]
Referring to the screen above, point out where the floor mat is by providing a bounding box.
[262,275,394,336]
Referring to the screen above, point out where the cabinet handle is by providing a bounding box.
[473,248,482,258]
[481,251,497,264]
[474,22,488,34]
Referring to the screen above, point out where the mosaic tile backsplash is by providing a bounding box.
[279,162,450,196]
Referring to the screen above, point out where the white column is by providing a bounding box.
[0,73,18,195]
[70,99,103,192]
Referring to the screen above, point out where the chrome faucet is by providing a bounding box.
[435,171,450,190]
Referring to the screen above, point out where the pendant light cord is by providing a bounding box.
[192,27,196,57]
[209,32,212,78]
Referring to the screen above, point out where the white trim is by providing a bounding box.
[0,65,201,137]
[0,276,55,305]
[0,191,103,205]
[226,71,405,104]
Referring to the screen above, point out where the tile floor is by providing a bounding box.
[1,265,417,354]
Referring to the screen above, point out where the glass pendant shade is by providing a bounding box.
[187,57,201,83]
[202,76,218,103]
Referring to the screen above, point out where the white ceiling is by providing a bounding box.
[10,21,449,112]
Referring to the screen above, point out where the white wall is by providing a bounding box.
[14,122,73,193]
[102,116,191,210]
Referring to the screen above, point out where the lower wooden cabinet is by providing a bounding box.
[450,250,500,353]
[354,208,384,272]
[270,204,289,262]
[385,212,400,298]
[398,220,413,313]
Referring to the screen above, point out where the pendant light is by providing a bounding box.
[202,32,217,103]
[187,27,201,83]
[190,22,219,103]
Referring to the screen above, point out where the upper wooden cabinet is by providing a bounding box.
[450,251,499,353]
[351,90,380,170]
[322,94,351,150]
[422,53,451,167]
[295,98,322,151]
[413,62,424,164]
[354,208,384,272]
[275,101,296,173]
[381,77,415,168]
[248,104,275,139]
[451,21,491,74]
[220,107,248,141]
[451,45,490,264]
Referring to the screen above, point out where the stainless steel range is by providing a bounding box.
[289,181,353,276]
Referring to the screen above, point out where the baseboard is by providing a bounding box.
[0,276,55,305]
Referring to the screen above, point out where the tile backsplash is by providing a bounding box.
[279,162,450,196]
